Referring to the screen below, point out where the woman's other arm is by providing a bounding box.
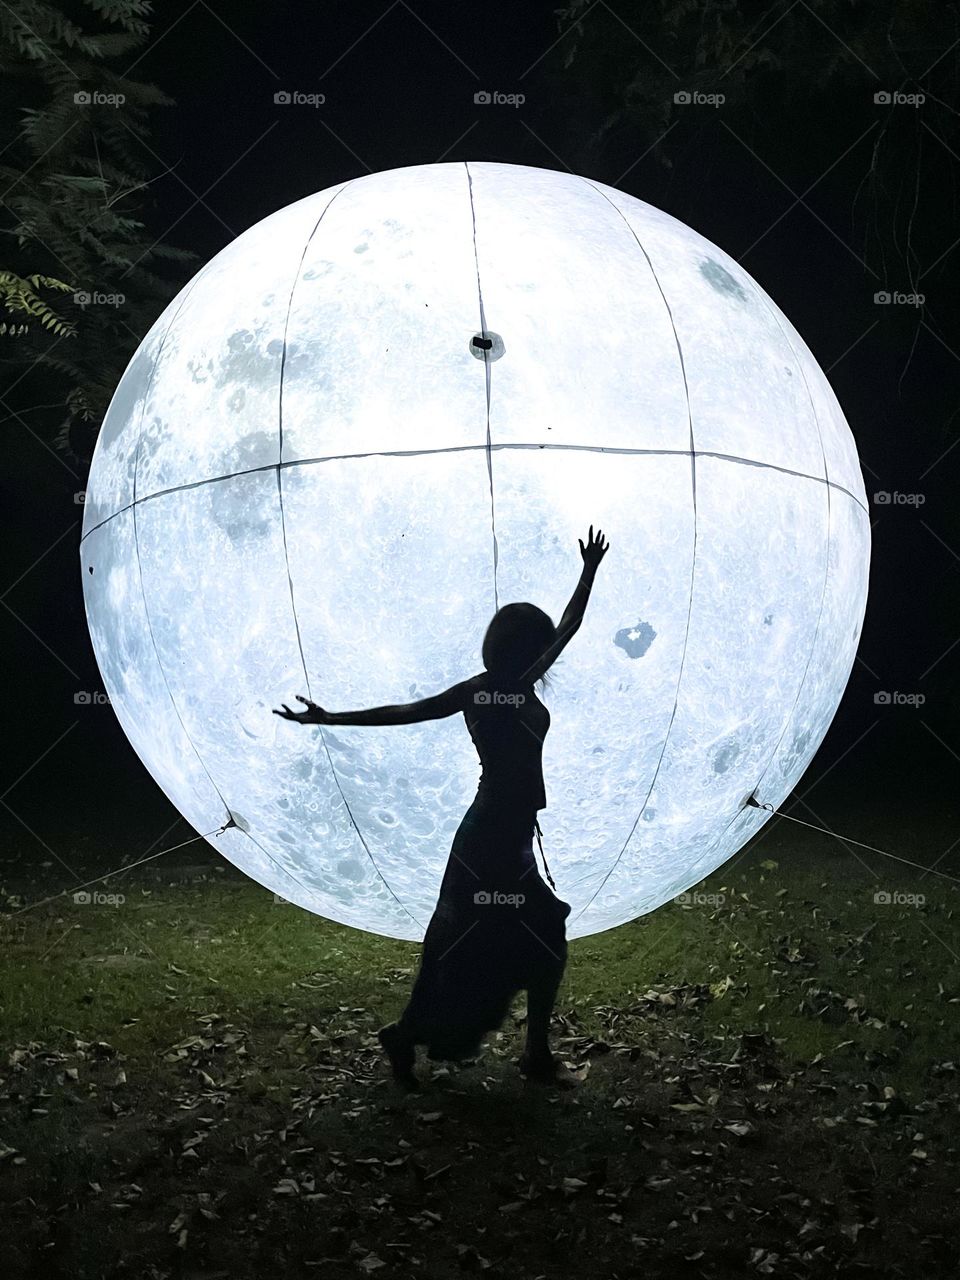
[273,677,478,727]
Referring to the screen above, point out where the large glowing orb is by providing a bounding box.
[80,161,870,940]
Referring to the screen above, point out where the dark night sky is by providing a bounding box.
[2,1,957,871]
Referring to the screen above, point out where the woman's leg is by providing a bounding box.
[378,1020,419,1088]
[517,860,574,1083]
[519,959,564,1076]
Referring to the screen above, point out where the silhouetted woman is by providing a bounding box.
[274,526,609,1088]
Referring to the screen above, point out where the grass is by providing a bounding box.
[1,808,958,1279]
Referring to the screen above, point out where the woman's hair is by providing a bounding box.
[482,602,557,693]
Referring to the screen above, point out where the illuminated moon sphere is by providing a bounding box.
[81,161,870,940]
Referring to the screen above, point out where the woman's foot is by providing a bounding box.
[378,1022,420,1090]
[518,1049,582,1088]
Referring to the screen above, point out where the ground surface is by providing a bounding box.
[1,801,958,1279]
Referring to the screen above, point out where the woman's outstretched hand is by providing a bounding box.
[579,524,610,573]
[272,695,331,725]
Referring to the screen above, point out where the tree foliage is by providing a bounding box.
[0,269,76,337]
[0,0,195,461]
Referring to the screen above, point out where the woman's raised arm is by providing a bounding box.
[520,525,609,686]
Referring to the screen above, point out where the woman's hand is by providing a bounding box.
[272,695,331,725]
[579,524,609,573]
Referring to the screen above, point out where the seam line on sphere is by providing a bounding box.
[635,295,845,888]
[570,179,700,923]
[278,192,347,702]
[231,819,345,911]
[738,292,837,812]
[692,289,841,869]
[79,446,868,545]
[122,276,334,913]
[274,180,423,927]
[465,160,500,614]
[314,728,427,933]
[127,271,240,829]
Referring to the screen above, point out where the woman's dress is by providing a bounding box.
[396,676,571,1061]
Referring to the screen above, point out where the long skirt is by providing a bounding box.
[396,790,572,1061]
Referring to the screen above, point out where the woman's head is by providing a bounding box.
[482,602,557,691]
